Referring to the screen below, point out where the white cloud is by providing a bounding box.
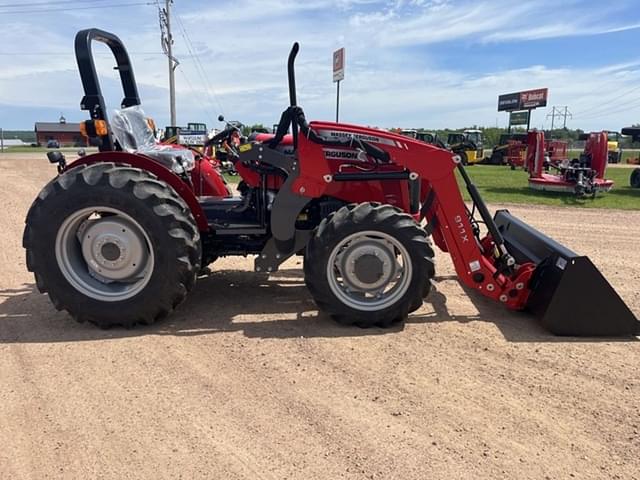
[348,0,640,46]
[1,0,640,132]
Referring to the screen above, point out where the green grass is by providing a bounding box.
[457,165,640,210]
[223,173,239,184]
[0,146,95,153]
[620,151,639,164]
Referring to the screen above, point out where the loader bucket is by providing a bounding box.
[494,210,639,336]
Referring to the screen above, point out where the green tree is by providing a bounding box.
[241,124,268,136]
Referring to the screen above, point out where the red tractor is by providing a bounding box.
[23,29,638,336]
[503,135,568,171]
[526,130,613,196]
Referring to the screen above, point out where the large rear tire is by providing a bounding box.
[23,163,201,328]
[304,203,435,328]
[631,168,640,188]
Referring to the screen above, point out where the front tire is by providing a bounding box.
[23,163,201,328]
[304,203,435,328]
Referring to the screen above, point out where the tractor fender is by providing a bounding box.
[63,151,209,231]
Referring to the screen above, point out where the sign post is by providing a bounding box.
[333,48,345,123]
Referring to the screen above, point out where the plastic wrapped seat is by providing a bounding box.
[111,105,195,174]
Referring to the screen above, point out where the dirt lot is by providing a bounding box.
[1,153,639,480]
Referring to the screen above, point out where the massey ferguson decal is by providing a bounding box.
[323,148,366,161]
[317,129,397,146]
[498,88,548,111]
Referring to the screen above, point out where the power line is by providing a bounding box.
[0,1,153,14]
[573,84,640,117]
[574,96,640,119]
[176,65,217,124]
[573,97,640,120]
[173,9,225,116]
[174,11,224,115]
[0,0,113,8]
[567,74,640,108]
[0,52,165,56]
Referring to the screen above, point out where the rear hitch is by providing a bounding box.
[495,210,639,336]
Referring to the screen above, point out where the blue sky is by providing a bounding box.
[2,0,640,132]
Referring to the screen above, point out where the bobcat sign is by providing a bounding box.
[498,88,548,112]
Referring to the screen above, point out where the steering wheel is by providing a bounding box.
[204,123,243,160]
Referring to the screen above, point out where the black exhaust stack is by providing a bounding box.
[288,42,299,151]
[495,210,639,336]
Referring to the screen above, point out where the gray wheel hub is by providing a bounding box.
[79,218,147,282]
[327,231,413,312]
[340,240,396,292]
[56,207,154,301]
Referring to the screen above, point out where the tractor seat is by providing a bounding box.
[111,106,195,174]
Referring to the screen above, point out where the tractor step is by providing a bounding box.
[200,196,247,217]
[209,220,267,235]
[495,210,639,336]
[200,197,266,234]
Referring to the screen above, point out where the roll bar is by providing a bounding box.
[74,28,141,150]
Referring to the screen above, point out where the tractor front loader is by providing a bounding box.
[23,29,639,336]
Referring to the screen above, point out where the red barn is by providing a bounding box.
[34,116,87,147]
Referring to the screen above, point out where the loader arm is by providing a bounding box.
[279,118,536,311]
[258,39,638,336]
[277,118,638,336]
[420,165,535,311]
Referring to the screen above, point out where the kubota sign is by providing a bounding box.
[498,88,548,111]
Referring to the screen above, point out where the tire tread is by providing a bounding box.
[23,162,201,328]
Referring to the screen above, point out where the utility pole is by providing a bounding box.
[548,106,556,131]
[562,106,572,129]
[546,106,572,134]
[159,0,178,126]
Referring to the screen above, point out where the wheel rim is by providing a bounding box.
[326,230,413,312]
[55,206,154,302]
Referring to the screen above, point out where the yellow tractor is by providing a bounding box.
[606,131,622,163]
[446,129,484,165]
